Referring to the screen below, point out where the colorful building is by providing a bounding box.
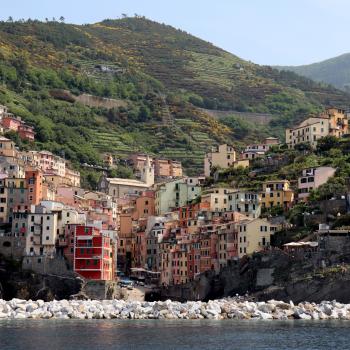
[228,190,261,218]
[286,108,348,149]
[237,218,279,258]
[260,180,294,210]
[74,225,115,281]
[155,178,202,215]
[298,166,336,202]
[204,144,237,177]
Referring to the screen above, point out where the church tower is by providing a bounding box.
[141,155,154,186]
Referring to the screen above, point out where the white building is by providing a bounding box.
[25,201,85,256]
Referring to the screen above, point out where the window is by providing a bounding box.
[46,236,49,240]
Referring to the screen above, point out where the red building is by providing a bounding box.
[74,225,115,281]
[1,115,22,131]
[18,124,35,141]
[187,240,201,281]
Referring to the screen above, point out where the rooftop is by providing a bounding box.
[107,178,150,187]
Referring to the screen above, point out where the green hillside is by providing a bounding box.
[277,53,350,92]
[0,17,349,185]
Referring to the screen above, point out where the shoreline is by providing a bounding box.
[1,298,350,320]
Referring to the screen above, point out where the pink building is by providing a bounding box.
[298,166,336,202]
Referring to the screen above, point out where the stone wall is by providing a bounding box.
[0,236,25,260]
[75,94,127,109]
[83,280,118,300]
[22,256,72,276]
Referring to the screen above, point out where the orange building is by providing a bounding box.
[25,168,43,205]
[132,192,155,221]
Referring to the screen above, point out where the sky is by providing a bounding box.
[1,0,349,66]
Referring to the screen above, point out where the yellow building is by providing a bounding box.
[233,159,250,169]
[286,107,348,149]
[237,218,279,258]
[320,107,348,138]
[204,144,236,177]
[260,180,294,210]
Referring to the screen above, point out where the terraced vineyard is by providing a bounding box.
[0,17,349,184]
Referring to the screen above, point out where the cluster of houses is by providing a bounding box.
[0,106,348,288]
[0,132,117,282]
[0,105,35,141]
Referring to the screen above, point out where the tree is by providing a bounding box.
[138,105,151,122]
[309,177,347,202]
[294,142,312,153]
[7,16,13,23]
[316,135,340,154]
[59,16,65,23]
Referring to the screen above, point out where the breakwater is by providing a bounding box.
[1,298,350,320]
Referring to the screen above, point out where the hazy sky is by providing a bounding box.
[1,0,349,66]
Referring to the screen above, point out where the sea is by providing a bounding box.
[1,319,349,350]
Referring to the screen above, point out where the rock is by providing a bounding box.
[0,297,349,321]
[297,313,312,320]
[276,302,291,310]
[257,303,276,313]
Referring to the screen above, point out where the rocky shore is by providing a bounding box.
[1,298,350,320]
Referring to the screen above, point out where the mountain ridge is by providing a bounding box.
[276,52,350,93]
[0,16,349,185]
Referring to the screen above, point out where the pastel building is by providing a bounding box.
[237,218,279,258]
[298,166,336,202]
[155,178,201,215]
[154,159,183,178]
[25,168,43,206]
[228,190,261,218]
[25,201,85,257]
[1,114,22,131]
[99,157,154,199]
[200,188,230,212]
[0,137,17,158]
[18,124,35,141]
[204,144,236,177]
[260,180,294,210]
[0,156,25,178]
[286,108,348,149]
[241,137,279,160]
[28,151,66,177]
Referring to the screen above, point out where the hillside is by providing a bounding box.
[0,17,349,184]
[277,53,350,92]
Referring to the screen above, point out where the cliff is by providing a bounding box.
[0,256,83,301]
[152,245,350,303]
